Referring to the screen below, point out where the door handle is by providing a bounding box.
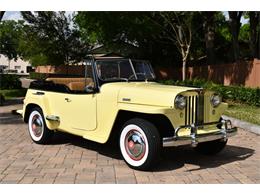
[32,91,45,95]
[65,98,71,102]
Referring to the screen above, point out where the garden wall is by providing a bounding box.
[154,59,260,88]
[35,59,260,88]
[35,65,84,76]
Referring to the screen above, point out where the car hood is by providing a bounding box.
[105,82,199,107]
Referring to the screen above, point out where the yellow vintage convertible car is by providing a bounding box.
[21,57,237,170]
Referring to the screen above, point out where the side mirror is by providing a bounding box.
[85,85,95,93]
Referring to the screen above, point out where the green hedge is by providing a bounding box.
[160,79,260,107]
[30,72,86,80]
[0,89,27,98]
[0,93,5,106]
[0,74,22,89]
[29,72,49,80]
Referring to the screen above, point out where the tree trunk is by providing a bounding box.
[258,14,260,58]
[0,11,5,21]
[204,12,216,64]
[249,12,258,58]
[228,11,243,61]
[182,59,186,81]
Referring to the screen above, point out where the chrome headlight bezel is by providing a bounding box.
[210,94,222,107]
[174,95,187,110]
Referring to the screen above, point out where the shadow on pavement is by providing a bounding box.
[48,131,254,172]
[0,112,25,124]
[1,98,23,106]
[155,145,254,172]
[50,132,122,160]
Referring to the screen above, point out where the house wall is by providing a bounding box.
[0,54,31,74]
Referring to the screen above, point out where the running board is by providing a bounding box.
[46,115,60,122]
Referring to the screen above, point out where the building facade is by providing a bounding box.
[0,54,32,74]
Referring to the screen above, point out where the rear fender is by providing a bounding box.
[23,89,58,130]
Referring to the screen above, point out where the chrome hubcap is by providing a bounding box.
[124,130,146,161]
[31,114,43,137]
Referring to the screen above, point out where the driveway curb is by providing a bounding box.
[222,115,260,135]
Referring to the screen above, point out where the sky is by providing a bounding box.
[2,11,21,21]
[2,11,74,21]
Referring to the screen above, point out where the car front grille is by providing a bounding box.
[185,92,204,126]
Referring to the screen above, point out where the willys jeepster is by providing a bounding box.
[21,57,237,170]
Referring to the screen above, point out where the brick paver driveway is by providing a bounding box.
[0,100,259,184]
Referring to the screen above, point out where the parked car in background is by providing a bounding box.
[19,56,237,170]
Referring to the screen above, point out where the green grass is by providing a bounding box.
[0,89,27,99]
[224,101,260,126]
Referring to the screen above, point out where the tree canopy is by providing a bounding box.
[0,20,23,60]
[1,11,260,72]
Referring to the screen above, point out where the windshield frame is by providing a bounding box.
[94,58,156,84]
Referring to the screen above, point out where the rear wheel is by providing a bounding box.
[28,107,53,144]
[194,139,228,155]
[119,118,161,170]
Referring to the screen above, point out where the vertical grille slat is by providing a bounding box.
[191,96,194,124]
[185,98,188,125]
[195,96,198,124]
[188,96,191,125]
[184,94,200,126]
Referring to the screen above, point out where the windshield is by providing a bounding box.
[95,59,156,81]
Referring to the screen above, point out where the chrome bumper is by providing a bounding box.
[163,119,237,147]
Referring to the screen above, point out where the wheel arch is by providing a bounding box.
[108,110,175,143]
[24,103,42,123]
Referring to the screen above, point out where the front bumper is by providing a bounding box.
[163,119,237,147]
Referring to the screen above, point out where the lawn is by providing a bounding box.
[224,101,260,126]
[0,89,27,99]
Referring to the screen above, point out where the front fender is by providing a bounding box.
[117,103,172,114]
[117,102,180,128]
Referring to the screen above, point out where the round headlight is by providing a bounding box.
[174,95,187,110]
[211,94,221,107]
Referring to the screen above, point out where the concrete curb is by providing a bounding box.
[222,115,260,135]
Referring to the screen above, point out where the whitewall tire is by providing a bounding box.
[28,107,53,144]
[119,118,161,170]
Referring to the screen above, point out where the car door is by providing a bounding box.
[46,62,97,132]
[46,91,97,131]
[62,93,97,131]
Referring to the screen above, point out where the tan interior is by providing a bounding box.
[46,77,94,91]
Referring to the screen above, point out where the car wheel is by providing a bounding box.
[28,107,53,144]
[119,118,161,170]
[194,139,228,155]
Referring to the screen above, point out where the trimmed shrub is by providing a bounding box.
[0,74,22,89]
[0,93,5,106]
[159,79,260,107]
[29,72,49,80]
[29,72,82,80]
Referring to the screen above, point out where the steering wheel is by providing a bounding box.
[128,73,146,80]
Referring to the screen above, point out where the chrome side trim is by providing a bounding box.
[46,115,60,122]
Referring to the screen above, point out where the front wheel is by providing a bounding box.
[194,139,228,155]
[28,107,53,144]
[119,118,161,170]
